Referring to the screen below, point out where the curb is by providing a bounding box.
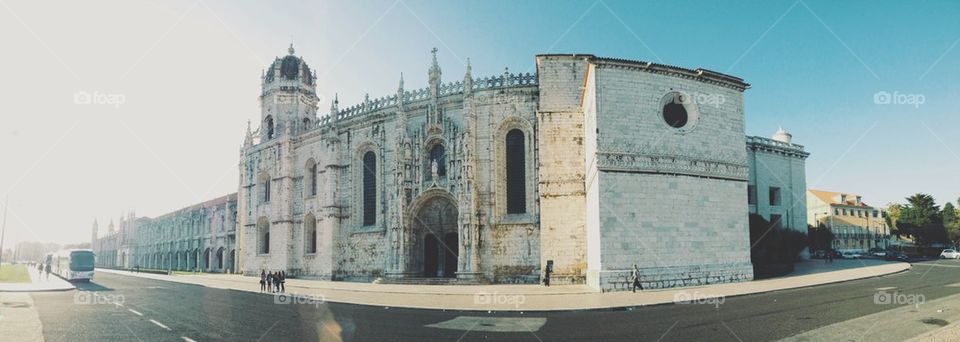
[99,262,911,312]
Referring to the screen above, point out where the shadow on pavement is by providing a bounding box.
[74,282,113,292]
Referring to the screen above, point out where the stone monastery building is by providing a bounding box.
[93,45,808,292]
[233,45,808,292]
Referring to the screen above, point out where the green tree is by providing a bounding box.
[944,202,960,246]
[885,203,902,236]
[898,193,946,245]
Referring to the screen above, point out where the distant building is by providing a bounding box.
[90,214,137,268]
[90,194,239,273]
[746,127,810,234]
[807,190,890,251]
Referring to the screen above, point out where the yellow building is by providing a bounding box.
[807,189,890,252]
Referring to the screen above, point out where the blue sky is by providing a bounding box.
[1,0,958,245]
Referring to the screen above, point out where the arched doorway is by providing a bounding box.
[407,192,459,278]
[216,247,225,270]
[227,249,235,273]
[203,248,211,271]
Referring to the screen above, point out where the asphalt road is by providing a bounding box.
[28,259,960,342]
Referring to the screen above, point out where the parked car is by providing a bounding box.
[869,248,887,257]
[841,251,861,259]
[812,250,827,259]
[940,249,960,259]
[886,251,909,261]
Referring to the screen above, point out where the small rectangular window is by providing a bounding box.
[747,185,757,205]
[768,187,781,206]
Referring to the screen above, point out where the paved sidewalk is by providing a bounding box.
[781,290,960,342]
[0,292,44,341]
[909,322,960,342]
[0,267,75,292]
[98,260,910,312]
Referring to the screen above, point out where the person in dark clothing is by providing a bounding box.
[259,270,267,292]
[267,271,274,293]
[631,264,643,293]
[543,262,553,287]
[279,271,286,293]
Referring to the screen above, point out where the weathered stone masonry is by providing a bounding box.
[194,47,805,292]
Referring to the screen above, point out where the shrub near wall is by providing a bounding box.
[750,214,808,279]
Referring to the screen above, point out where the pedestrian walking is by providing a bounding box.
[275,271,282,293]
[631,264,643,293]
[279,270,286,293]
[543,260,553,287]
[259,270,266,292]
[267,271,274,293]
[44,262,51,279]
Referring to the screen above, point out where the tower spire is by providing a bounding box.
[288,42,295,55]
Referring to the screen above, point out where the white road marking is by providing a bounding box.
[426,316,548,332]
[149,319,171,331]
[181,337,197,342]
[875,287,897,291]
[128,309,143,316]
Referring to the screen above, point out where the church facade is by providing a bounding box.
[235,46,803,292]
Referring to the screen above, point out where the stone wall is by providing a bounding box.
[588,58,754,292]
[536,55,591,284]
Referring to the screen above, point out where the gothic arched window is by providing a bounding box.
[505,129,526,214]
[305,214,317,254]
[265,116,275,140]
[259,173,271,203]
[362,151,376,226]
[257,218,270,254]
[306,160,317,197]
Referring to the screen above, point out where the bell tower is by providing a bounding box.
[258,44,319,141]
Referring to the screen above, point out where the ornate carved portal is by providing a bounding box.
[402,191,460,278]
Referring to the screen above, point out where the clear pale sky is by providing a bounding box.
[1,0,958,246]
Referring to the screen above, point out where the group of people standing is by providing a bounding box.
[36,262,51,279]
[259,270,286,293]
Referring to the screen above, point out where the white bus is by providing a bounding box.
[45,249,95,282]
